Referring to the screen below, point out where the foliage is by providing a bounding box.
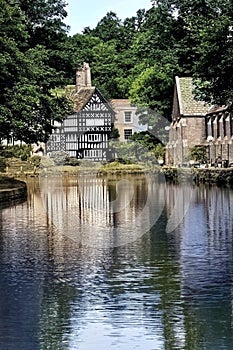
[66,157,80,166]
[49,151,69,165]
[130,131,161,150]
[154,0,233,108]
[110,126,120,140]
[190,145,208,163]
[40,156,55,168]
[30,155,42,167]
[0,157,6,172]
[111,138,162,165]
[129,65,174,116]
[0,0,72,143]
[1,0,232,148]
[0,145,31,160]
[153,143,166,160]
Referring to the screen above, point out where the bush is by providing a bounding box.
[50,151,69,165]
[40,156,55,168]
[0,145,31,160]
[66,157,80,166]
[0,157,6,172]
[190,146,207,163]
[30,156,41,167]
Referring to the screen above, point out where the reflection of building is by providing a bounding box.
[40,175,153,247]
[110,99,147,141]
[166,76,233,166]
[46,63,115,161]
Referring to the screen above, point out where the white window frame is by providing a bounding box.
[124,111,132,123]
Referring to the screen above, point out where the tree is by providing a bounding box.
[153,0,233,107]
[129,63,175,117]
[190,145,207,164]
[130,131,161,149]
[18,0,72,84]
[0,0,72,143]
[84,12,122,44]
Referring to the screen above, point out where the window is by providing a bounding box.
[124,129,133,140]
[124,112,132,123]
[88,134,102,142]
[84,150,102,158]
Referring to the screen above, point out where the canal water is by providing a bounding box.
[0,174,233,350]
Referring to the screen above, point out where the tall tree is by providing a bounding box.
[153,0,233,107]
[0,0,71,143]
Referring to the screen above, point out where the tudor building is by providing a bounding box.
[46,63,115,161]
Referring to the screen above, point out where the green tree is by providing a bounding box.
[190,145,207,163]
[154,0,233,107]
[0,0,72,143]
[129,63,174,117]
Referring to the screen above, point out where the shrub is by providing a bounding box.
[0,157,6,172]
[50,151,69,165]
[190,146,207,163]
[66,157,80,166]
[153,144,165,161]
[0,145,31,160]
[30,156,41,167]
[40,156,55,168]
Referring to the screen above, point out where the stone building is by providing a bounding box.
[46,63,115,161]
[206,105,233,166]
[110,99,147,142]
[166,76,233,166]
[166,77,210,166]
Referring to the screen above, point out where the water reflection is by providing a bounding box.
[0,176,233,349]
[39,174,165,247]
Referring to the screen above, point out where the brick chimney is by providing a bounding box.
[76,62,92,91]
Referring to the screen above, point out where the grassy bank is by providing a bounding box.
[1,157,233,187]
[1,157,160,178]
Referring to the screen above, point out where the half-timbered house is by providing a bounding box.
[46,63,115,161]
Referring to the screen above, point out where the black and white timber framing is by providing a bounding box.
[46,63,115,162]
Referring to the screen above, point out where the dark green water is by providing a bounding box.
[0,175,233,350]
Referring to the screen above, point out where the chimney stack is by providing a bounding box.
[76,62,92,91]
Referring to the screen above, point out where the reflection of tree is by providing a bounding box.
[40,282,77,350]
[164,184,233,350]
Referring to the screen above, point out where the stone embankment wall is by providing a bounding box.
[161,167,233,187]
[0,179,27,204]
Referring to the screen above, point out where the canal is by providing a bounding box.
[0,174,233,350]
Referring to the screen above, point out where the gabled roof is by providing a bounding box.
[66,86,114,114]
[176,77,210,116]
[73,87,95,112]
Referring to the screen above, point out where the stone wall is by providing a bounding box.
[0,179,27,204]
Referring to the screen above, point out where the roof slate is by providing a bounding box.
[176,77,210,116]
[70,87,95,112]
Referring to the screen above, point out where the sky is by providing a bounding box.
[64,0,152,35]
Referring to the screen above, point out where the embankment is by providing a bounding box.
[161,167,233,186]
[0,177,27,204]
